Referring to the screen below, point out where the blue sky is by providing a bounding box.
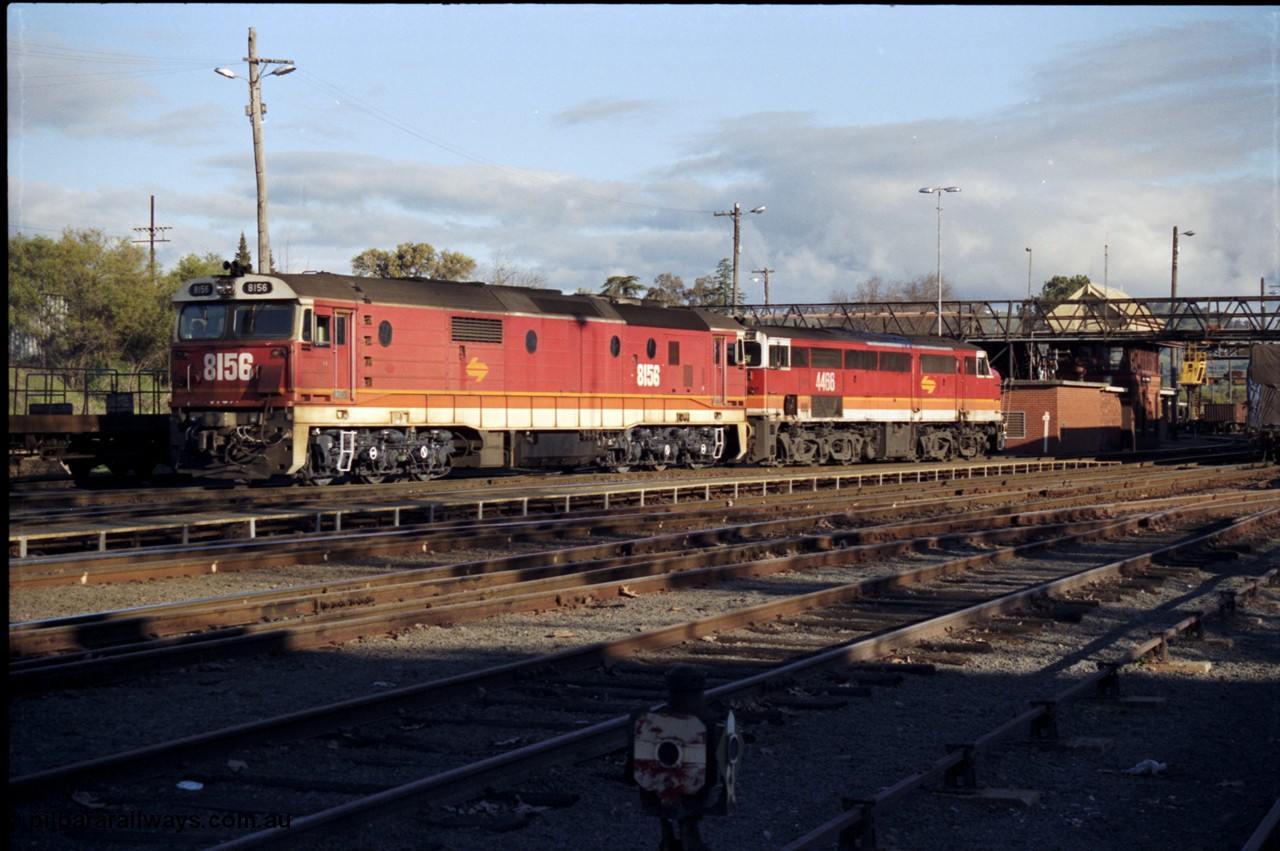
[8,4,1279,303]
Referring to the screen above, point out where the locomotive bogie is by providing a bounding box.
[172,407,295,481]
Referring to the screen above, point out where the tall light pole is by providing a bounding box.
[1171,226,1194,301]
[1168,226,1194,440]
[1025,247,1033,299]
[216,28,295,274]
[919,186,960,335]
[714,202,765,306]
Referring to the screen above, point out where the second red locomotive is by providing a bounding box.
[170,269,1003,483]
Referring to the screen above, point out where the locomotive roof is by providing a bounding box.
[178,272,744,334]
[750,324,983,353]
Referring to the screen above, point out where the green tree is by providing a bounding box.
[162,252,227,290]
[8,229,168,373]
[1040,275,1090,303]
[646,272,688,306]
[690,258,734,306]
[351,242,477,281]
[600,275,644,299]
[234,233,253,270]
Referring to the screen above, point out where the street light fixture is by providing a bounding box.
[215,27,295,274]
[919,186,961,335]
[1025,247,1033,299]
[714,203,766,307]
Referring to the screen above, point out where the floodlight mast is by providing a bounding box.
[918,186,961,336]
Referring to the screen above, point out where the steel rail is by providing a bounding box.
[9,485,1256,656]
[780,560,1280,850]
[12,502,1274,804]
[11,461,1261,586]
[8,507,1139,690]
[205,507,1279,849]
[9,458,1128,557]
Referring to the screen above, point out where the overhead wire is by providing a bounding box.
[7,37,738,266]
[290,68,716,216]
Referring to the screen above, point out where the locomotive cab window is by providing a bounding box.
[178,304,228,341]
[742,340,763,367]
[233,302,295,340]
[975,354,993,377]
[768,342,791,369]
[314,315,332,346]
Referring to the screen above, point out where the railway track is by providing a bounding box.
[10,488,1275,689]
[10,458,1268,575]
[9,457,1278,850]
[11,458,1125,557]
[9,497,1279,848]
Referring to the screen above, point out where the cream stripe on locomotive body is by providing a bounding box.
[740,325,1004,465]
[171,270,748,483]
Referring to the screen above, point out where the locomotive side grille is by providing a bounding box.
[451,316,504,343]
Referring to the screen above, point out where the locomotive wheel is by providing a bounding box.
[410,456,452,481]
[301,464,335,487]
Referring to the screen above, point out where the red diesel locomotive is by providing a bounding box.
[170,269,1003,484]
[740,326,1003,465]
[171,271,747,483]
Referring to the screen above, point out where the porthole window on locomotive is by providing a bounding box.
[378,320,392,347]
[610,336,621,357]
[646,338,657,359]
[525,329,538,354]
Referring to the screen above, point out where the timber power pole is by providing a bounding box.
[132,195,171,284]
[216,28,295,274]
[752,267,775,306]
